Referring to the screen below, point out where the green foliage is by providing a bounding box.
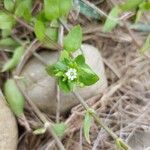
[59,0,72,17]
[52,123,67,137]
[4,79,25,117]
[64,25,82,52]
[46,50,99,92]
[75,55,99,86]
[0,12,15,30]
[44,27,59,48]
[44,0,60,21]
[2,46,24,72]
[15,0,32,21]
[46,28,58,42]
[83,110,93,144]
[4,0,15,12]
[44,0,72,20]
[140,34,150,53]
[1,29,12,38]
[103,6,121,33]
[34,20,46,41]
[120,0,144,11]
[0,38,19,48]
[139,2,150,11]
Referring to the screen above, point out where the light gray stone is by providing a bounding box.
[0,89,18,150]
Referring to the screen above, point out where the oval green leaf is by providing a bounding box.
[44,0,60,20]
[64,25,82,52]
[120,0,143,11]
[59,0,72,17]
[103,6,121,33]
[34,20,46,41]
[4,0,15,12]
[2,46,24,72]
[0,12,15,30]
[4,79,25,117]
[83,111,92,144]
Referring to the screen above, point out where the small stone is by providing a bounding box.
[0,89,18,150]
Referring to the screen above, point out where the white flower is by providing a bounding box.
[65,68,77,81]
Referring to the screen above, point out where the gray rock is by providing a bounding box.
[20,44,107,114]
[0,89,18,150]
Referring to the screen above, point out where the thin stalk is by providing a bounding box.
[72,91,129,149]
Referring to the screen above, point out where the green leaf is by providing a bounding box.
[4,79,25,117]
[139,2,150,11]
[59,78,71,92]
[135,10,143,23]
[46,65,56,76]
[78,64,99,86]
[37,11,47,22]
[4,0,15,12]
[45,28,58,42]
[2,46,24,72]
[34,20,46,41]
[103,6,121,33]
[1,29,12,38]
[59,0,72,17]
[140,34,150,53]
[0,12,15,30]
[44,0,60,20]
[54,61,68,71]
[0,38,18,48]
[15,0,32,21]
[44,27,58,48]
[64,25,82,52]
[33,127,46,135]
[83,111,92,144]
[52,123,67,137]
[74,55,85,65]
[59,50,70,61]
[120,0,143,11]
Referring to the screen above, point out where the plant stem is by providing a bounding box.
[72,91,129,148]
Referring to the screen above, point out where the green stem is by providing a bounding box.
[72,91,129,149]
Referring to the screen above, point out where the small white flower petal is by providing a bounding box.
[65,68,77,81]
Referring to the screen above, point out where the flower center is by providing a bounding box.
[65,68,77,81]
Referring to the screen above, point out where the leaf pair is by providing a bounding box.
[44,0,72,20]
